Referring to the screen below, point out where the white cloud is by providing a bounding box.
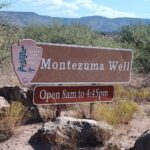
[91,5,136,18]
[49,9,79,18]
[74,0,136,18]
[21,0,136,18]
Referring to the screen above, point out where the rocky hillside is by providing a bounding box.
[1,11,150,32]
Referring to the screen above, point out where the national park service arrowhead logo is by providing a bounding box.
[12,39,43,85]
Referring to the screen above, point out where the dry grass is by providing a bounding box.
[92,85,150,126]
[78,85,140,126]
[38,105,56,122]
[114,84,150,101]
[136,88,150,100]
[5,102,28,126]
[93,100,138,126]
[0,101,28,142]
[114,84,137,100]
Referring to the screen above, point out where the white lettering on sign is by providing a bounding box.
[62,90,77,98]
[39,88,109,102]
[41,58,130,72]
[40,58,105,71]
[109,61,130,71]
[86,89,108,100]
[41,59,51,69]
[40,90,60,102]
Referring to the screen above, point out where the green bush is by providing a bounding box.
[0,24,23,64]
[119,24,150,73]
[1,22,149,73]
[23,23,122,47]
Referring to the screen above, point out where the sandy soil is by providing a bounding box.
[0,123,42,150]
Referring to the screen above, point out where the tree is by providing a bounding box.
[0,0,11,9]
[119,26,134,44]
[119,24,150,73]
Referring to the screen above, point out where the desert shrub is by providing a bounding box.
[94,104,115,125]
[94,100,138,126]
[6,101,28,125]
[119,24,150,73]
[114,100,138,124]
[23,23,122,48]
[0,24,23,65]
[115,84,150,102]
[38,105,56,122]
[0,101,27,127]
[114,84,126,98]
[134,50,150,73]
[136,88,150,100]
[67,85,142,123]
[114,84,138,101]
[93,85,140,126]
[126,88,138,100]
[93,84,150,126]
[0,101,27,142]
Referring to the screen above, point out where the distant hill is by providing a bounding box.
[1,11,150,33]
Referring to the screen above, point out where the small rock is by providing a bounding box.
[0,96,10,108]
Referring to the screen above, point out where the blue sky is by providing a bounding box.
[1,0,150,18]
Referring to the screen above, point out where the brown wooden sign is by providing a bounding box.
[12,39,133,85]
[33,86,114,104]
